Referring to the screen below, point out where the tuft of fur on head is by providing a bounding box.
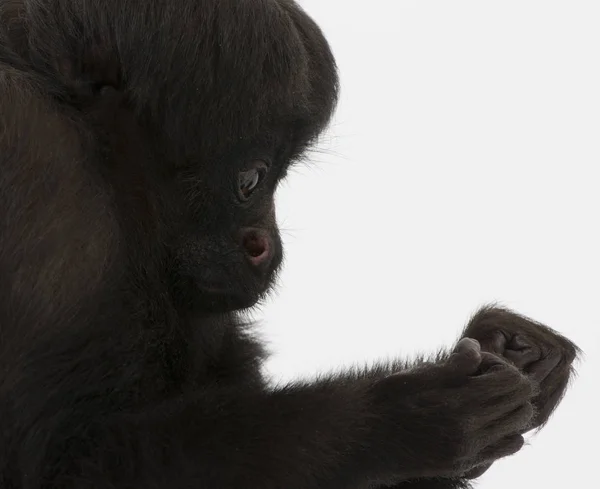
[7,0,339,160]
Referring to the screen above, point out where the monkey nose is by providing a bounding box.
[241,228,273,268]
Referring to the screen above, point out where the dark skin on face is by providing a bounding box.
[0,1,579,488]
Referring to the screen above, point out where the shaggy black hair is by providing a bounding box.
[0,2,578,488]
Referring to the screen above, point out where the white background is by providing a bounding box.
[258,1,599,487]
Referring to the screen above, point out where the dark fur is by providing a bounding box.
[0,1,579,488]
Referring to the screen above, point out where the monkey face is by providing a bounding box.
[90,111,291,314]
[165,145,287,313]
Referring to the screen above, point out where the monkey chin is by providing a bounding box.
[196,288,260,313]
[173,276,273,314]
[197,272,280,313]
[171,253,282,314]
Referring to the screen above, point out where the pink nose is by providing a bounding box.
[241,228,272,268]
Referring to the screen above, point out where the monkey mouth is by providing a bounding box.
[195,284,264,312]
[173,271,271,313]
[171,249,281,313]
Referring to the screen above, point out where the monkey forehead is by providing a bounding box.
[119,0,340,155]
[21,0,338,157]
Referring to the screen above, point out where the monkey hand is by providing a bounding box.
[462,306,579,429]
[370,338,536,480]
[458,306,580,480]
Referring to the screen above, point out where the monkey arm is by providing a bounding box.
[62,377,384,488]
[53,340,534,489]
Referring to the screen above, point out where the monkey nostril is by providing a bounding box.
[244,235,266,257]
[241,229,272,266]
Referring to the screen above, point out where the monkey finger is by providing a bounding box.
[448,338,482,375]
[501,334,543,371]
[531,374,570,428]
[477,434,525,465]
[475,351,512,375]
[475,330,507,355]
[523,348,562,384]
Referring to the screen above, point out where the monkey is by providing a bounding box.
[0,1,579,488]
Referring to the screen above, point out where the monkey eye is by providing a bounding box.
[238,161,268,200]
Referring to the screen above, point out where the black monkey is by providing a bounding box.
[0,1,579,488]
